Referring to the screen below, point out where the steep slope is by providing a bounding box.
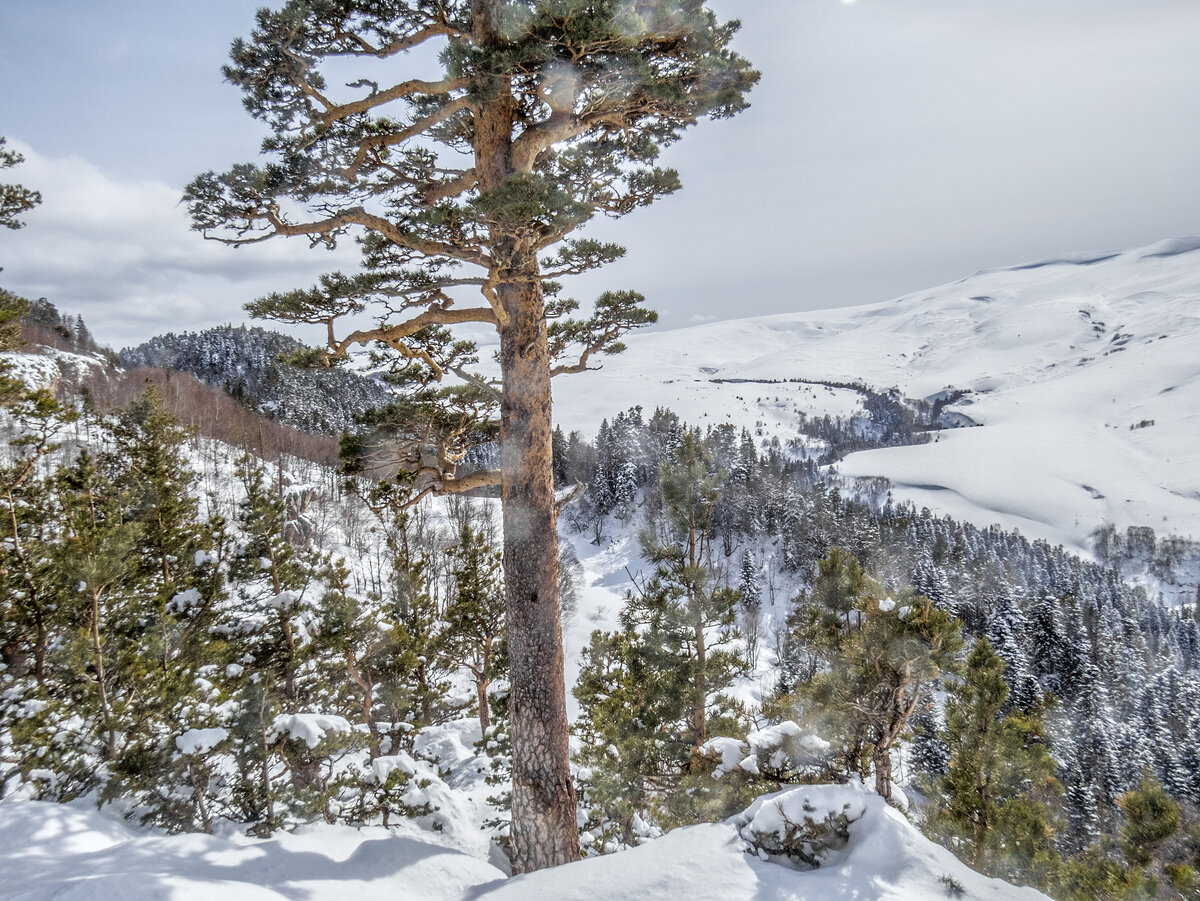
[553,238,1200,551]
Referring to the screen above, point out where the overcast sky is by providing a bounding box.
[2,0,1200,347]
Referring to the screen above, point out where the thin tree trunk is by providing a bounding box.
[89,590,116,759]
[346,655,379,758]
[475,672,491,735]
[873,743,892,800]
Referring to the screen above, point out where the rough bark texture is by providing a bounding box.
[470,4,579,867]
[873,744,892,800]
[498,277,579,873]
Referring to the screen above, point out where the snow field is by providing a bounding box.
[554,238,1200,552]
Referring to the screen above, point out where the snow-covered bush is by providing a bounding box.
[735,785,866,869]
[699,721,833,784]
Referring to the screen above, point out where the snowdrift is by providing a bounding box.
[0,783,1049,900]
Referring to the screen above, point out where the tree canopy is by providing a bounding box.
[0,139,42,232]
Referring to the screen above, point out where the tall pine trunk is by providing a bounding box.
[471,3,578,866]
[498,277,579,872]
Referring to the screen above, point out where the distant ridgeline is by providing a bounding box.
[121,325,393,436]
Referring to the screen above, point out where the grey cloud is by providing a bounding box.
[2,1,1200,342]
[0,143,357,347]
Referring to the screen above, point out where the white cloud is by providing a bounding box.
[0,141,358,347]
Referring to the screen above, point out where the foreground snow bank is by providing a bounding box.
[0,783,1049,901]
[0,800,504,901]
[482,784,1048,901]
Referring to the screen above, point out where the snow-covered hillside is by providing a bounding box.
[0,781,1049,901]
[554,238,1200,552]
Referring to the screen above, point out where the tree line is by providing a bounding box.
[557,405,1200,900]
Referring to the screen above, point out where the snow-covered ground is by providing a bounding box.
[554,237,1200,552]
[0,345,107,390]
[0,781,1048,901]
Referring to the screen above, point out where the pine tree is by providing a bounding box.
[785,549,962,800]
[1028,594,1065,695]
[1117,778,1180,868]
[95,394,227,829]
[648,430,742,750]
[574,431,746,841]
[985,594,1041,713]
[551,425,568,486]
[930,638,1059,878]
[229,455,314,707]
[353,480,459,741]
[1,391,224,823]
[186,3,757,871]
[912,547,955,613]
[909,696,950,783]
[441,524,506,733]
[0,356,77,684]
[223,455,323,826]
[737,549,760,608]
[51,449,144,772]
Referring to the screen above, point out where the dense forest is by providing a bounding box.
[121,325,394,437]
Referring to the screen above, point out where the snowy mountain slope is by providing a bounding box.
[553,238,1200,551]
[0,783,1050,901]
[0,345,109,391]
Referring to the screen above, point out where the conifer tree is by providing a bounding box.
[353,480,460,739]
[1117,778,1181,869]
[107,388,226,694]
[909,697,950,783]
[1028,594,1065,695]
[185,3,757,871]
[229,455,315,707]
[223,455,323,825]
[95,394,227,828]
[648,430,742,750]
[737,549,760,608]
[786,549,962,800]
[930,637,1059,878]
[574,430,745,841]
[0,343,78,683]
[985,594,1041,713]
[52,450,144,769]
[441,523,506,733]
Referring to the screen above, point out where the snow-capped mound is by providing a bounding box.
[0,783,1048,901]
[474,783,1047,901]
[553,238,1200,551]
